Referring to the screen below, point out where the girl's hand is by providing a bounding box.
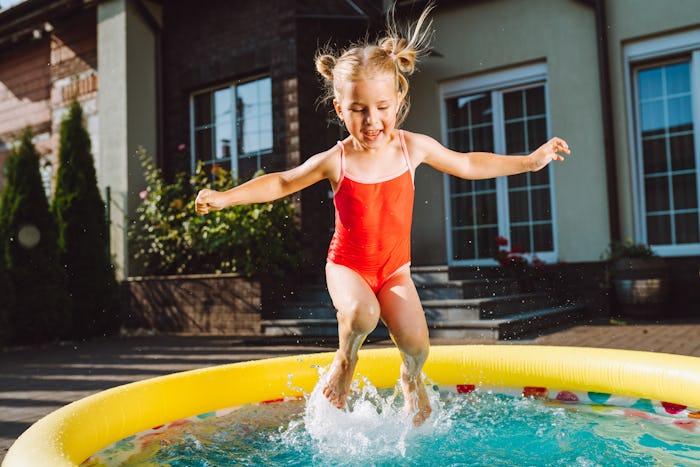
[195,188,224,215]
[528,137,570,172]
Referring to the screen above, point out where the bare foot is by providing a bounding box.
[401,371,432,426]
[322,352,357,409]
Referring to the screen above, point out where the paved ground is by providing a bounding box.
[3,317,700,462]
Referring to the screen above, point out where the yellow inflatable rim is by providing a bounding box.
[5,345,700,467]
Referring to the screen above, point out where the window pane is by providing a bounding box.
[667,96,692,132]
[450,176,473,194]
[447,98,469,128]
[533,223,554,251]
[194,128,213,162]
[645,176,670,212]
[509,172,527,189]
[666,62,690,94]
[453,230,474,261]
[510,225,531,253]
[638,67,663,100]
[646,214,671,244]
[509,190,529,223]
[473,126,494,152]
[642,137,667,174]
[477,227,498,259]
[475,193,496,225]
[676,213,699,243]
[448,129,469,152]
[527,117,547,152]
[505,121,525,153]
[214,121,232,161]
[451,196,474,227]
[673,174,698,210]
[194,93,212,127]
[526,87,545,115]
[503,91,523,119]
[531,188,552,221]
[474,179,496,191]
[531,168,549,186]
[641,100,665,134]
[670,134,695,171]
[471,93,492,125]
[213,88,233,124]
[237,156,258,180]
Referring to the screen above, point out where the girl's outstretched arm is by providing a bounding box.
[410,132,569,180]
[195,148,338,214]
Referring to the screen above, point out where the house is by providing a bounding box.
[1,0,699,316]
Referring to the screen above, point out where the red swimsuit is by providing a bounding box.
[327,130,415,294]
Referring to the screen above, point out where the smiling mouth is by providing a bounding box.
[363,129,381,139]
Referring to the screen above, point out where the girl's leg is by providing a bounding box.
[377,269,432,426]
[324,262,381,408]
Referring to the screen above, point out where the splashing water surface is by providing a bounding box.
[82,374,700,467]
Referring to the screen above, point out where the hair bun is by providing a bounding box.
[315,54,336,81]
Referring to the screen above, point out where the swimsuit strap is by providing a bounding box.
[398,130,415,183]
[336,141,346,187]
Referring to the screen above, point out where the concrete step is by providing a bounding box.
[416,282,464,300]
[422,293,553,321]
[427,304,589,340]
[411,265,449,285]
[262,318,389,338]
[461,278,522,298]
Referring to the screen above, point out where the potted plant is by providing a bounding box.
[604,240,670,320]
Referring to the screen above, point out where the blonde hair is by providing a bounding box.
[315,3,434,127]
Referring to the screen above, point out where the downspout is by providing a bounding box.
[579,0,621,242]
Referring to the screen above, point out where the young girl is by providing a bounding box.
[195,6,569,426]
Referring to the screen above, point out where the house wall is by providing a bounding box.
[0,6,98,193]
[605,0,700,242]
[406,0,608,265]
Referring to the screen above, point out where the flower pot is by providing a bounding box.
[611,257,670,320]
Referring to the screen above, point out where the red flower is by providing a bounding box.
[495,236,509,246]
[509,245,527,254]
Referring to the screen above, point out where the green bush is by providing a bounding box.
[52,101,119,339]
[129,148,301,278]
[0,128,69,343]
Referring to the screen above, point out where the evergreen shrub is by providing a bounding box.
[52,101,119,339]
[0,128,69,343]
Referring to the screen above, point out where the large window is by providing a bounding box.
[191,76,275,180]
[626,30,700,256]
[441,64,556,265]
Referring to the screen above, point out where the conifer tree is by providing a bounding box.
[53,101,119,338]
[0,128,68,342]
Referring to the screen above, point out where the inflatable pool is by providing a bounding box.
[4,345,700,466]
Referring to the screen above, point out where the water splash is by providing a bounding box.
[277,366,443,464]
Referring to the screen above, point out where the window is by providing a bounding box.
[441,64,556,265]
[626,30,700,256]
[191,76,276,180]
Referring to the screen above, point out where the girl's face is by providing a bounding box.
[333,74,400,150]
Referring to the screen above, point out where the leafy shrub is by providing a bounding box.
[603,239,655,263]
[129,148,301,278]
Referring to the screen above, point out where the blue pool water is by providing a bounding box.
[83,380,700,466]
